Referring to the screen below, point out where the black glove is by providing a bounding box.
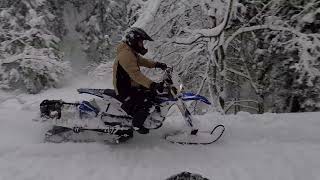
[155,62,168,70]
[150,82,164,94]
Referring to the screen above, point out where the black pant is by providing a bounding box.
[118,88,154,128]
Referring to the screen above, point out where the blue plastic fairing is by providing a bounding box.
[79,101,99,115]
[181,92,211,105]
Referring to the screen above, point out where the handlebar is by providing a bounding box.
[162,67,174,85]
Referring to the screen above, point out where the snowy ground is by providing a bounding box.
[1,76,320,180]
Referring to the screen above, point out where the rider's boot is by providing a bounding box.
[133,126,149,134]
[132,109,150,134]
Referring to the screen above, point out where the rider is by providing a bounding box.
[113,27,168,134]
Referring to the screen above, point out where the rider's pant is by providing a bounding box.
[118,88,154,128]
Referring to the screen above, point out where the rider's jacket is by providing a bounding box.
[113,42,156,95]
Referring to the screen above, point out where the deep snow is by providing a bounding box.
[0,76,320,180]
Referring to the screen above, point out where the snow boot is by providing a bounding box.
[132,108,150,134]
[133,126,149,134]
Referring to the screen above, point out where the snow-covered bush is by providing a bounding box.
[0,0,71,93]
[0,47,71,93]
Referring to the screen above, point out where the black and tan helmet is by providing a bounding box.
[124,27,153,55]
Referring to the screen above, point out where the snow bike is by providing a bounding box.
[37,67,225,144]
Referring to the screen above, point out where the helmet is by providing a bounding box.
[124,27,153,55]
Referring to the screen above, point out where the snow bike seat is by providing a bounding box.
[77,88,122,101]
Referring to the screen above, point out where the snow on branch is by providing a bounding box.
[172,34,204,45]
[172,0,234,45]
[223,24,319,51]
[132,0,162,28]
[225,67,250,80]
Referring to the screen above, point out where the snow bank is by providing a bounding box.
[0,80,320,180]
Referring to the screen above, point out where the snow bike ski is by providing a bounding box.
[37,67,225,145]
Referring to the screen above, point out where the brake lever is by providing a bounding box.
[164,78,173,85]
[171,86,177,95]
[165,66,173,73]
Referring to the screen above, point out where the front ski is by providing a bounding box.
[165,124,225,145]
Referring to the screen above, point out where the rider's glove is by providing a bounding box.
[150,82,164,94]
[155,62,168,70]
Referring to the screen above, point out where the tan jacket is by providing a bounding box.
[113,42,156,95]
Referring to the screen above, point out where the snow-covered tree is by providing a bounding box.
[0,0,129,93]
[130,0,320,113]
[1,0,318,113]
[74,0,129,63]
[0,0,71,93]
[126,0,234,113]
[224,0,320,112]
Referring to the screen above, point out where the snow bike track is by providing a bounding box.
[1,77,320,180]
